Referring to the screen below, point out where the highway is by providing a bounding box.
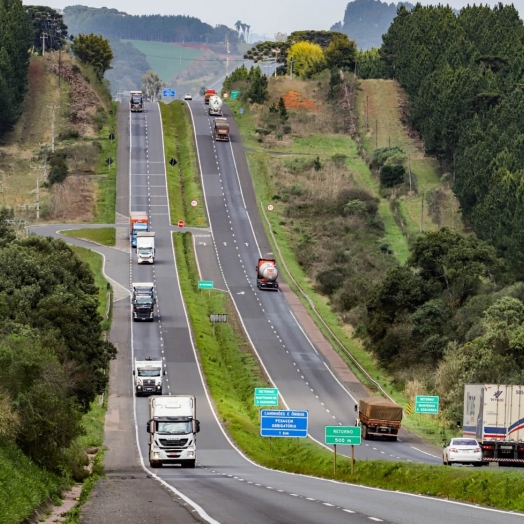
[32,102,524,523]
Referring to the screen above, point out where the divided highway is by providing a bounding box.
[32,101,524,524]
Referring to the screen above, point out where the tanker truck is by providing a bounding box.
[256,255,279,290]
[208,95,223,116]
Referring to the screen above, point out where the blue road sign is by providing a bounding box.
[163,88,176,97]
[239,108,244,115]
[260,410,308,438]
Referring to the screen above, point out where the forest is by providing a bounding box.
[0,0,33,136]
[63,6,240,45]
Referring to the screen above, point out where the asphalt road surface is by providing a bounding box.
[32,101,524,524]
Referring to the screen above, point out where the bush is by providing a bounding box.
[48,152,69,185]
[59,128,80,140]
[380,164,405,188]
[316,267,346,295]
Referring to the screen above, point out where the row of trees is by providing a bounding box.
[245,30,357,78]
[63,6,240,46]
[0,210,116,471]
[380,4,524,272]
[0,0,33,137]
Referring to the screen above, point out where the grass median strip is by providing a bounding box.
[160,101,207,227]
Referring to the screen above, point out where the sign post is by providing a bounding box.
[209,313,227,336]
[325,426,361,474]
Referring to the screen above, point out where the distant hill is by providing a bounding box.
[331,0,413,50]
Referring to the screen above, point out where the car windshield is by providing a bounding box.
[156,421,191,435]
[452,439,478,446]
[135,296,153,305]
[137,368,160,377]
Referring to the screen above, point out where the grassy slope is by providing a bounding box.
[1,246,110,523]
[356,79,463,236]
[61,228,116,246]
[122,40,204,84]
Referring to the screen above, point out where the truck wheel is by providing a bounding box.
[181,460,196,468]
[362,425,368,440]
[389,436,397,442]
[149,461,162,468]
[473,462,482,467]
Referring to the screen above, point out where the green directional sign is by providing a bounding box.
[325,426,361,445]
[198,280,213,290]
[254,387,279,406]
[231,90,240,100]
[415,395,439,414]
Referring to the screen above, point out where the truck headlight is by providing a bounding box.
[153,453,161,458]
[187,451,195,457]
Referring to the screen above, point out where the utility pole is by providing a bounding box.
[48,105,59,152]
[289,59,293,80]
[39,143,49,182]
[420,192,425,233]
[225,33,230,78]
[29,165,42,220]
[41,32,48,55]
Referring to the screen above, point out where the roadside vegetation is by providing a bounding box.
[174,229,524,512]
[160,101,208,227]
[61,227,116,247]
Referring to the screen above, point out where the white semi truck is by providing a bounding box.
[136,231,155,264]
[463,384,524,465]
[133,357,165,396]
[208,95,223,116]
[146,395,200,468]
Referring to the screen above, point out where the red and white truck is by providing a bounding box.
[256,256,279,290]
[463,384,524,465]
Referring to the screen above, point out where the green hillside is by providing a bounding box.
[122,40,204,84]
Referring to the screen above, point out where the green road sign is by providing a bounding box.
[415,395,439,414]
[198,280,213,290]
[231,90,240,100]
[254,387,279,406]
[325,426,361,445]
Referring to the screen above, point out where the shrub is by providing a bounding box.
[380,164,405,188]
[59,128,80,140]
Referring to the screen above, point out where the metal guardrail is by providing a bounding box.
[260,201,394,402]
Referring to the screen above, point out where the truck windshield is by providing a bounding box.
[156,421,192,435]
[137,368,161,377]
[135,296,153,305]
[138,248,152,255]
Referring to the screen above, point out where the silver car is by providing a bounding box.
[443,438,483,466]
[184,93,192,100]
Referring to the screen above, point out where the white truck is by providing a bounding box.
[146,395,200,468]
[133,357,165,396]
[208,95,223,116]
[136,231,155,264]
[463,384,524,465]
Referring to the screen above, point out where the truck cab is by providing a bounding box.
[133,357,165,396]
[132,282,155,322]
[147,395,200,468]
[136,232,155,264]
[130,90,143,112]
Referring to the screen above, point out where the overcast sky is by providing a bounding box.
[39,0,524,38]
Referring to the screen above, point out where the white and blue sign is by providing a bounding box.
[239,108,244,115]
[260,410,308,438]
[163,88,176,97]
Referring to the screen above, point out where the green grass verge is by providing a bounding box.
[0,438,64,524]
[174,230,524,512]
[61,227,116,247]
[93,102,118,224]
[160,101,208,227]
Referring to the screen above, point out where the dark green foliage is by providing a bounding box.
[356,48,387,79]
[0,0,33,137]
[0,229,116,473]
[48,152,68,185]
[63,6,239,46]
[246,67,268,104]
[70,33,114,80]
[278,97,288,122]
[25,6,68,53]
[380,4,524,272]
[380,164,404,187]
[324,35,357,70]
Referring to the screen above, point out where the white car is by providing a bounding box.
[184,93,192,100]
[442,438,483,466]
